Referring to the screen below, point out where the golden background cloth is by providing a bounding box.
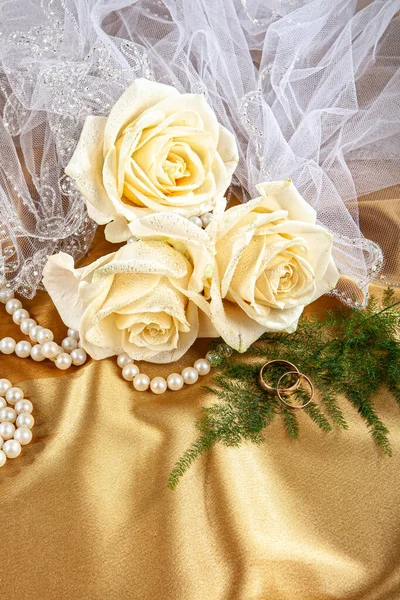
[1,223,400,600]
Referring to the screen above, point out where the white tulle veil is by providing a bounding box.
[0,0,399,303]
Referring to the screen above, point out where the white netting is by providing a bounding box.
[0,0,399,302]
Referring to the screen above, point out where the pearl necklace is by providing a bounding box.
[116,352,212,394]
[0,379,34,468]
[0,286,228,396]
[0,288,87,368]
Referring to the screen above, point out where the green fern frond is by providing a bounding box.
[169,291,400,487]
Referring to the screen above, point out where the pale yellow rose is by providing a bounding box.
[65,78,238,242]
[42,215,215,363]
[209,180,340,351]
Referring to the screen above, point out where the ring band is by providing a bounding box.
[258,360,300,394]
[276,371,314,409]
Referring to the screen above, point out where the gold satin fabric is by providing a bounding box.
[1,229,400,600]
[358,185,400,285]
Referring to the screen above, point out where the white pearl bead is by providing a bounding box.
[42,341,60,359]
[5,298,22,315]
[0,422,15,440]
[16,413,34,430]
[0,379,12,394]
[122,363,140,381]
[0,398,6,410]
[14,399,33,415]
[54,345,64,357]
[68,328,80,340]
[29,325,43,343]
[0,450,6,467]
[182,367,199,385]
[20,318,37,335]
[133,373,150,392]
[0,337,16,354]
[14,427,32,446]
[150,376,167,394]
[15,340,32,358]
[189,216,203,227]
[194,358,211,376]
[61,336,78,352]
[127,236,138,244]
[3,439,21,459]
[200,212,213,227]
[0,407,16,423]
[12,308,29,325]
[167,373,184,391]
[36,328,54,344]
[31,344,45,361]
[70,348,87,366]
[0,288,14,304]
[6,387,23,405]
[55,352,72,370]
[0,435,3,448]
[117,353,133,368]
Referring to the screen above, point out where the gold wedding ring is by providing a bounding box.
[258,361,314,409]
[258,360,300,395]
[277,371,314,409]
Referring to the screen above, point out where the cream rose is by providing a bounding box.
[65,78,238,242]
[42,215,215,363]
[209,180,340,351]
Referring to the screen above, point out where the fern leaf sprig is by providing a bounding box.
[168,291,400,489]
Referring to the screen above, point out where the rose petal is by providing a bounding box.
[104,215,132,243]
[135,109,206,151]
[122,299,199,363]
[158,142,205,192]
[79,253,116,282]
[215,196,287,240]
[65,116,113,224]
[309,256,340,302]
[229,287,305,332]
[128,212,214,294]
[210,283,268,352]
[124,164,161,202]
[268,220,335,283]
[217,214,287,297]
[228,235,266,305]
[139,93,219,140]
[114,278,189,323]
[197,310,219,338]
[133,133,172,188]
[94,240,191,280]
[42,252,86,331]
[102,146,129,218]
[98,273,162,320]
[217,124,239,181]
[85,313,124,354]
[103,79,180,155]
[79,275,122,360]
[256,179,316,224]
